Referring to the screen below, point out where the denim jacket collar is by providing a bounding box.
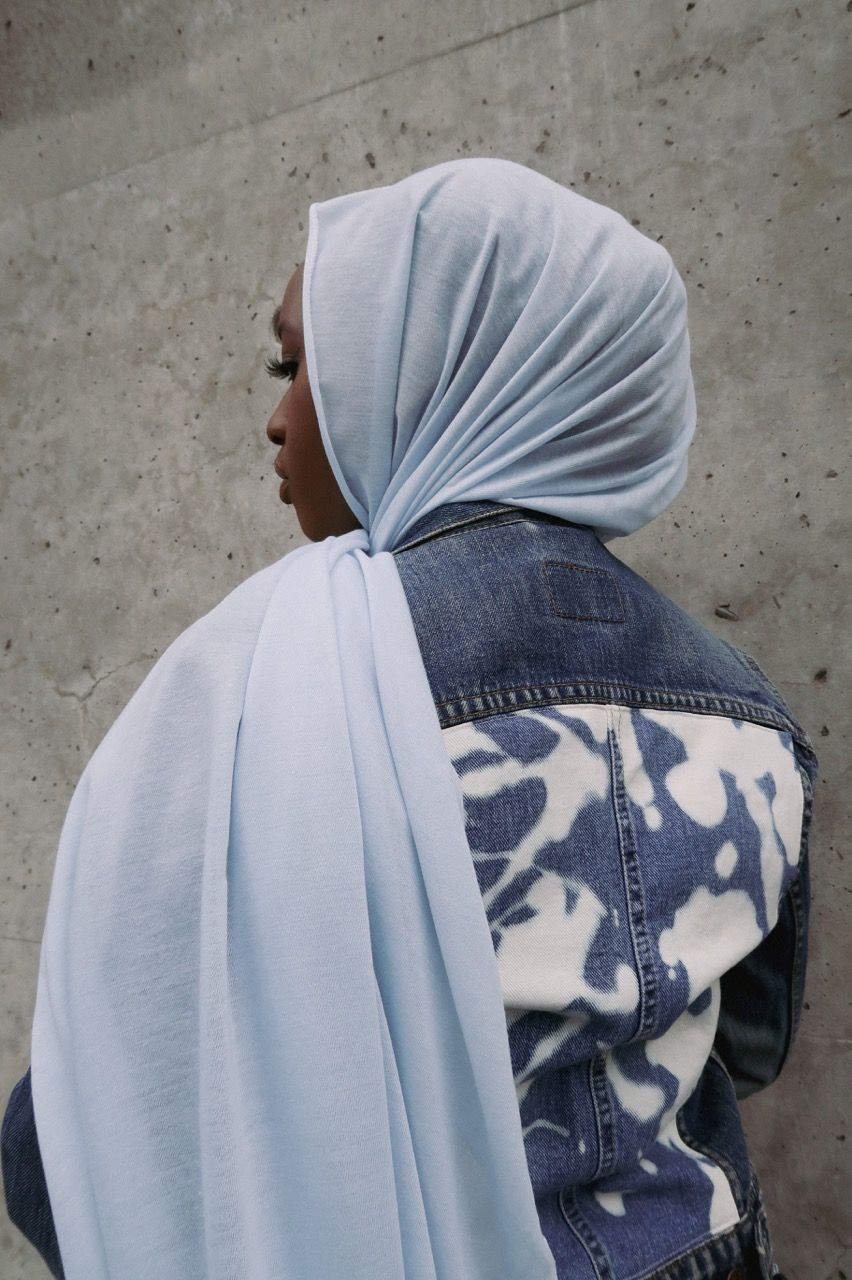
[392,500,516,553]
[393,499,592,555]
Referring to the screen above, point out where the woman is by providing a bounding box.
[3,158,814,1280]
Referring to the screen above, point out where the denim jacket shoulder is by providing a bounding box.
[393,499,814,747]
[392,498,818,1280]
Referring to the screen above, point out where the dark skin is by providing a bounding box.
[265,262,363,541]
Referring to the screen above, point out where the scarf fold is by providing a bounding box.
[31,158,696,1277]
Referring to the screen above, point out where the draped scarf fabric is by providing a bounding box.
[30,158,696,1278]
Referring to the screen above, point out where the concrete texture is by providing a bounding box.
[1,0,849,1275]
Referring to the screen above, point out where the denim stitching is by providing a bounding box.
[590,1054,617,1178]
[558,1187,615,1280]
[435,684,804,742]
[733,648,804,724]
[675,1106,743,1211]
[609,706,659,1039]
[588,1057,606,1180]
[748,1172,777,1279]
[727,646,817,756]
[782,744,814,1053]
[786,859,809,1049]
[542,559,628,623]
[640,1220,744,1280]
[394,507,816,753]
[392,506,524,553]
[676,1051,747,1216]
[559,1197,754,1279]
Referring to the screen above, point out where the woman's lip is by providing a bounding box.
[273,460,288,481]
[279,478,292,503]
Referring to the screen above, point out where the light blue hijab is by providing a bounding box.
[30,158,696,1278]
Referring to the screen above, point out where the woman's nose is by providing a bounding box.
[266,399,286,446]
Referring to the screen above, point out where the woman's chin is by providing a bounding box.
[294,506,321,542]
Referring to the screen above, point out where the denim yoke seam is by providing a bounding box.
[722,646,817,761]
[434,682,805,744]
[393,509,814,755]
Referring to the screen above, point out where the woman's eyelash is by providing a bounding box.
[265,352,298,381]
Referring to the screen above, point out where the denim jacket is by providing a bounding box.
[3,499,817,1280]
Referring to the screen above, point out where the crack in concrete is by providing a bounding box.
[5,0,600,219]
[49,653,158,705]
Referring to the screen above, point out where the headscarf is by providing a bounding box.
[30,158,696,1279]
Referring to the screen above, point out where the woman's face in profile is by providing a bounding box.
[265,262,363,541]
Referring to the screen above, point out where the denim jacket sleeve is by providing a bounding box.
[1,1067,64,1278]
[713,734,818,1100]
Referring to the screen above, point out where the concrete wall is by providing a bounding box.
[1,1,848,1274]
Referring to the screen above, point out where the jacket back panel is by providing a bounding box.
[393,500,817,1280]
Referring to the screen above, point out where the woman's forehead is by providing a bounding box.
[272,264,303,340]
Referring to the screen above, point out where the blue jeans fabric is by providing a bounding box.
[2,1067,64,1278]
[392,500,815,1279]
